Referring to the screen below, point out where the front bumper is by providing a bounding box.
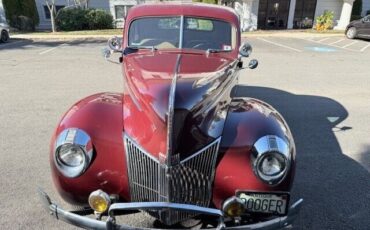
[38,189,303,230]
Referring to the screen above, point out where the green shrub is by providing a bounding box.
[56,8,113,31]
[315,11,334,31]
[56,8,89,31]
[3,0,39,31]
[86,9,113,30]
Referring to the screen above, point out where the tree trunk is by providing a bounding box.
[51,4,56,32]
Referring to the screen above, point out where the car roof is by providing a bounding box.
[126,2,239,27]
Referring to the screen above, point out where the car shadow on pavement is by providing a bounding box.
[235,85,370,230]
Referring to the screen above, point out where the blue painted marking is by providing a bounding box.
[305,46,337,52]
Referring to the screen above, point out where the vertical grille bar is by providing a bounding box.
[124,135,221,225]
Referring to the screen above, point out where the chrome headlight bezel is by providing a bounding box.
[251,135,291,186]
[54,128,93,178]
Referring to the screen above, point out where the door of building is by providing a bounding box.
[258,0,290,29]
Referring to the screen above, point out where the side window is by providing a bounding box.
[364,15,370,22]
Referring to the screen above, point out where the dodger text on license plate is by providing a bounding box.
[237,192,289,215]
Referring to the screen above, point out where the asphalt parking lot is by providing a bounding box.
[0,35,369,229]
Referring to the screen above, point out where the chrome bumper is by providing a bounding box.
[38,189,303,230]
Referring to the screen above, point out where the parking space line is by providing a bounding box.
[257,38,302,52]
[318,37,330,43]
[342,41,358,48]
[300,37,360,52]
[329,39,345,45]
[39,43,67,55]
[360,43,370,52]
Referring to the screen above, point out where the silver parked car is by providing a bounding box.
[0,20,10,43]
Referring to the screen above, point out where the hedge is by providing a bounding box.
[2,0,39,31]
[56,8,113,31]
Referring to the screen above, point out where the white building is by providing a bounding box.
[1,0,369,31]
[0,0,6,24]
[231,0,370,31]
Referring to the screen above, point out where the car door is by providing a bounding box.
[358,15,370,37]
[363,15,370,37]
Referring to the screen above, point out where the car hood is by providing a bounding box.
[122,51,236,161]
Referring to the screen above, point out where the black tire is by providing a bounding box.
[346,27,357,39]
[1,30,9,43]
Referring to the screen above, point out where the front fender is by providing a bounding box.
[50,93,129,205]
[213,97,296,208]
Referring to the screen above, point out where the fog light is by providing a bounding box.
[88,190,111,213]
[222,196,245,217]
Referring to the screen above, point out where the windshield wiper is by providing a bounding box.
[124,45,158,55]
[206,49,232,54]
[127,45,157,51]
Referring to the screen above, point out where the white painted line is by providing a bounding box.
[329,39,345,45]
[298,37,360,52]
[341,41,358,48]
[257,38,302,52]
[318,37,330,43]
[39,43,67,55]
[360,43,370,52]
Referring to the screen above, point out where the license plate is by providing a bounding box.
[237,191,289,215]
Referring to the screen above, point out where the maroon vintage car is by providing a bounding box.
[39,3,303,229]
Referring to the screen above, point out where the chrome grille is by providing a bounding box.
[124,135,221,225]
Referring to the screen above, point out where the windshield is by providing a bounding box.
[128,16,236,51]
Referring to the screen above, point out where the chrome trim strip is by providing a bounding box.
[109,202,223,217]
[179,15,184,49]
[166,54,182,163]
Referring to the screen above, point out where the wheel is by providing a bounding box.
[346,27,357,39]
[1,30,9,43]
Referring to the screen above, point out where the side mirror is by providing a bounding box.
[248,59,258,69]
[239,42,253,57]
[107,36,123,52]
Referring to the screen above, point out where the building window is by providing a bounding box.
[43,5,65,20]
[115,5,133,20]
[293,0,317,29]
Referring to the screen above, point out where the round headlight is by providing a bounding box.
[256,152,288,185]
[252,135,291,186]
[58,144,85,167]
[54,128,93,178]
[259,153,286,176]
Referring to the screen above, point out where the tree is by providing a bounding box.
[3,0,39,31]
[45,0,57,32]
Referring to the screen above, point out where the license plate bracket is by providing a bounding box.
[236,191,290,216]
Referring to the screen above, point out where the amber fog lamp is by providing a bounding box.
[222,196,245,217]
[88,190,111,213]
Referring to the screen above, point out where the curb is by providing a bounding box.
[11,34,120,41]
[11,32,345,41]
